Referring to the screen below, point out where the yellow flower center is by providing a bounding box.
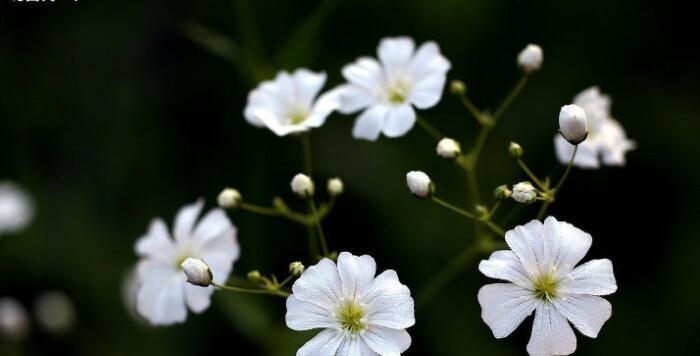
[287,109,309,125]
[337,300,366,335]
[533,274,559,301]
[386,75,412,104]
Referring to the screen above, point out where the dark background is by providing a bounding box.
[1,0,699,355]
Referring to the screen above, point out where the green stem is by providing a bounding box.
[306,225,320,261]
[537,145,578,220]
[458,94,484,124]
[212,282,289,297]
[517,159,548,190]
[415,115,443,140]
[431,197,505,236]
[240,203,309,225]
[492,74,529,122]
[308,200,329,257]
[301,133,313,176]
[416,245,480,308]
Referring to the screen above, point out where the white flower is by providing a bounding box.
[555,87,636,168]
[558,104,588,145]
[217,188,242,209]
[0,297,29,340]
[337,37,451,141]
[34,291,75,334]
[0,182,34,236]
[286,252,415,356]
[406,171,433,198]
[436,138,461,159]
[478,217,617,356]
[512,182,537,204]
[134,200,239,325]
[517,44,543,73]
[244,69,339,136]
[327,178,344,197]
[181,258,213,287]
[291,173,315,198]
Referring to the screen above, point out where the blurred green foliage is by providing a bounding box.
[1,0,699,355]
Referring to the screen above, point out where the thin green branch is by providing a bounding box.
[416,115,444,140]
[212,282,289,297]
[308,200,330,257]
[492,74,529,122]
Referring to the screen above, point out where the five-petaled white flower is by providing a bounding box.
[134,200,239,325]
[336,37,451,141]
[286,252,415,356]
[478,216,617,356]
[244,69,339,136]
[0,182,34,236]
[554,87,636,168]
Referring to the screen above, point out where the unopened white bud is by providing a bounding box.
[517,44,543,73]
[406,171,434,199]
[291,173,314,198]
[512,182,538,204]
[34,291,75,334]
[327,178,344,197]
[436,138,461,159]
[181,258,213,287]
[559,104,589,145]
[0,298,29,340]
[289,261,305,276]
[217,188,242,208]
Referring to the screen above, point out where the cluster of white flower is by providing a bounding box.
[0,291,76,342]
[131,35,634,356]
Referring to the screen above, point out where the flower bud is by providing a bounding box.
[494,185,512,200]
[509,142,524,158]
[180,258,213,287]
[558,104,589,145]
[247,270,262,282]
[218,188,242,209]
[475,204,489,217]
[0,298,29,340]
[436,138,461,159]
[327,178,344,197]
[406,171,434,199]
[512,182,538,204]
[449,80,466,95]
[34,291,75,334]
[517,44,543,73]
[289,261,305,277]
[291,173,315,198]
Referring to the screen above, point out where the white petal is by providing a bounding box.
[192,208,234,244]
[554,135,601,169]
[305,88,341,127]
[337,84,375,114]
[337,336,377,356]
[504,219,545,277]
[173,200,204,243]
[285,294,336,331]
[542,216,592,275]
[560,259,617,296]
[408,73,447,109]
[184,284,213,313]
[362,270,414,329]
[381,105,415,138]
[378,37,415,69]
[337,252,377,299]
[342,57,384,92]
[251,107,310,136]
[478,250,533,288]
[408,41,451,80]
[553,295,612,338]
[291,258,342,309]
[477,283,537,338]
[526,303,577,356]
[136,264,188,326]
[352,105,389,141]
[296,328,344,356]
[200,251,237,285]
[135,219,174,260]
[598,120,636,166]
[291,69,327,108]
[362,327,412,356]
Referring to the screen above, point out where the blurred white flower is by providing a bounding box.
[512,181,537,204]
[406,171,433,198]
[34,291,75,334]
[555,87,636,168]
[291,173,315,198]
[337,37,451,141]
[244,69,339,136]
[327,178,344,197]
[517,44,543,73]
[134,200,239,325]
[0,182,34,236]
[286,252,415,356]
[478,217,617,356]
[0,297,29,340]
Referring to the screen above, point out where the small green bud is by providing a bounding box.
[218,188,242,209]
[509,142,524,158]
[450,80,466,95]
[247,270,262,282]
[289,261,305,277]
[494,185,512,200]
[475,204,489,217]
